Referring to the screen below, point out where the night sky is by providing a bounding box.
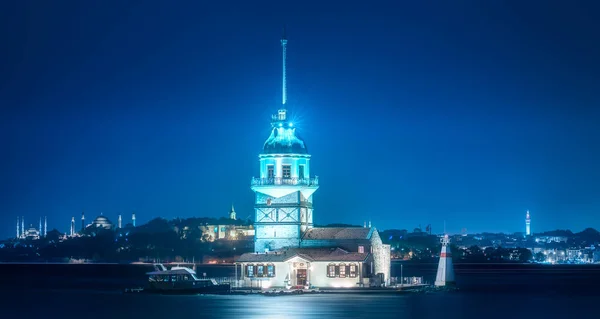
[1,1,599,238]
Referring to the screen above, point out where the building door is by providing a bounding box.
[296,269,307,286]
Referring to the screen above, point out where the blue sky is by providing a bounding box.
[1,1,599,238]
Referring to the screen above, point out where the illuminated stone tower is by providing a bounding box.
[16,216,20,239]
[70,217,75,237]
[81,211,85,232]
[132,212,136,227]
[525,210,531,236]
[118,214,122,228]
[250,32,319,252]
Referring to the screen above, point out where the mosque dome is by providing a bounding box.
[262,109,308,155]
[92,215,113,229]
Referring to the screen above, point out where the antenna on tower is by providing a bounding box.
[280,26,288,106]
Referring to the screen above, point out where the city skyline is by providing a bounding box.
[2,2,599,238]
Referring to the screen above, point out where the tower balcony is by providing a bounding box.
[251,176,319,187]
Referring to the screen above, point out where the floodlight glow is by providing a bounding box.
[279,123,283,127]
[289,122,294,127]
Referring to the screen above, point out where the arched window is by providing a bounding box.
[246,264,255,277]
[267,264,275,277]
[327,264,336,277]
[349,264,357,278]
[257,264,264,277]
[339,263,346,278]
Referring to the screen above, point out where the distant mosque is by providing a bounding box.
[69,212,137,237]
[16,216,47,240]
[236,32,391,289]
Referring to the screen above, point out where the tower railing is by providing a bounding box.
[251,176,319,187]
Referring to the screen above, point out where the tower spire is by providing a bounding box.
[281,26,288,106]
[525,210,531,236]
[16,216,20,239]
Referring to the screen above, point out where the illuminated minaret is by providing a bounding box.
[39,217,42,237]
[281,27,288,105]
[526,210,531,236]
[44,216,47,237]
[132,212,136,227]
[118,214,122,228]
[229,205,236,220]
[250,32,319,252]
[16,216,20,238]
[21,217,24,238]
[70,217,75,237]
[81,211,85,232]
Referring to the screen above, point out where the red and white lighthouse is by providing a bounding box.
[435,234,455,287]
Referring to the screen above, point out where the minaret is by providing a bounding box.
[435,234,455,287]
[250,32,319,252]
[70,217,75,237]
[81,211,85,232]
[526,210,531,236]
[39,217,42,237]
[21,217,25,238]
[229,205,237,220]
[44,216,47,237]
[281,27,288,105]
[16,216,20,239]
[132,212,136,227]
[118,214,122,228]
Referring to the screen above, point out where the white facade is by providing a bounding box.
[237,249,372,289]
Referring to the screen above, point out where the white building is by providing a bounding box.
[236,32,390,288]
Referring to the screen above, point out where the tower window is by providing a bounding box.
[267,165,274,179]
[358,246,365,254]
[282,165,291,179]
[299,165,305,179]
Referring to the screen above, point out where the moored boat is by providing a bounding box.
[144,264,230,295]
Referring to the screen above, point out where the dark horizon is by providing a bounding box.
[1,1,599,238]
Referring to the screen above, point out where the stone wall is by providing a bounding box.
[371,229,391,286]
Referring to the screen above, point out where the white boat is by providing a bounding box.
[144,264,230,294]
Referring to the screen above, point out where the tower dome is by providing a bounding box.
[262,109,307,154]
